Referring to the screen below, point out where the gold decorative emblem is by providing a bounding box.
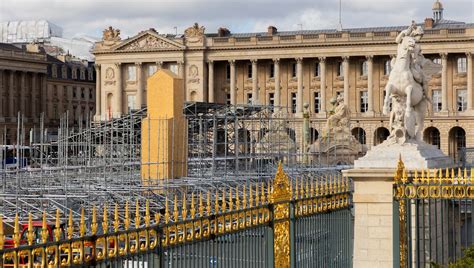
[184,23,205,43]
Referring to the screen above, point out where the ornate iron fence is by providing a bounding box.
[394,159,474,267]
[0,164,353,267]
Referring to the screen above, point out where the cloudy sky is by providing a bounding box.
[0,0,473,39]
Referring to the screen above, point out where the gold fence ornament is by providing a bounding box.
[413,170,419,184]
[0,214,4,249]
[135,200,141,228]
[41,210,48,243]
[54,208,62,241]
[255,183,260,207]
[27,212,34,245]
[124,201,130,230]
[80,207,86,236]
[222,190,227,212]
[103,204,109,234]
[271,162,291,268]
[182,193,188,220]
[260,182,266,204]
[214,190,220,214]
[67,210,73,239]
[199,192,204,217]
[249,184,254,208]
[155,212,161,225]
[395,155,405,183]
[114,204,120,232]
[438,169,443,184]
[164,197,170,224]
[145,200,151,227]
[13,213,19,248]
[206,192,212,216]
[91,206,98,236]
[190,193,196,219]
[173,195,179,222]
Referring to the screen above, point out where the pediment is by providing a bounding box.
[114,31,185,51]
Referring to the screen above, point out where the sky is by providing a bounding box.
[0,0,473,39]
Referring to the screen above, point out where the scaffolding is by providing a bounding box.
[0,103,352,231]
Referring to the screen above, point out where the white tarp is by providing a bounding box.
[0,20,62,43]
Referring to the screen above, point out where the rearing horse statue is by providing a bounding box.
[382,23,433,142]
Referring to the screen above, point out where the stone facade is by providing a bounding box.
[93,2,474,160]
[0,43,95,144]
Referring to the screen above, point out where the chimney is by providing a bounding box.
[26,43,40,53]
[217,27,231,37]
[424,18,434,29]
[268,26,277,35]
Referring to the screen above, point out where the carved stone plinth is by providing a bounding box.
[354,140,453,169]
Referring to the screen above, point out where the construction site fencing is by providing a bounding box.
[0,164,353,268]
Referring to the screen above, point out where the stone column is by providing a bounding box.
[135,62,143,109]
[31,73,37,118]
[343,56,350,105]
[296,58,303,113]
[441,53,448,112]
[115,63,123,117]
[208,60,214,103]
[177,61,184,78]
[274,58,281,109]
[229,60,236,105]
[20,72,26,116]
[467,52,473,111]
[251,59,258,105]
[367,55,374,114]
[41,74,47,118]
[9,70,15,117]
[319,57,327,115]
[94,64,101,120]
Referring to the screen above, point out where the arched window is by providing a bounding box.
[352,127,366,145]
[423,127,441,149]
[449,127,466,163]
[374,127,389,145]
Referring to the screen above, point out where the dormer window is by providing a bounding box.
[52,64,58,78]
[61,65,68,79]
[72,68,77,79]
[80,68,86,80]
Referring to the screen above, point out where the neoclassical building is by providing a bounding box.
[93,1,473,161]
[0,43,96,144]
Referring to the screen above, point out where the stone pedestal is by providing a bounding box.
[343,168,395,267]
[344,140,453,267]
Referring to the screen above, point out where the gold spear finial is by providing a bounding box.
[54,208,61,242]
[114,203,119,232]
[190,193,196,219]
[206,192,211,216]
[67,210,73,239]
[135,199,140,229]
[228,187,233,211]
[242,185,247,209]
[102,204,108,235]
[27,212,34,246]
[124,201,130,230]
[0,214,4,250]
[198,192,204,217]
[80,207,86,236]
[164,197,170,224]
[13,213,19,248]
[173,195,179,221]
[214,190,220,214]
[222,190,227,212]
[41,210,48,243]
[145,200,151,227]
[91,206,98,236]
[182,193,188,220]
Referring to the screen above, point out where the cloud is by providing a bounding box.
[0,0,472,38]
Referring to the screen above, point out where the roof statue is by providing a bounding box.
[184,23,205,43]
[102,26,121,46]
[382,21,441,144]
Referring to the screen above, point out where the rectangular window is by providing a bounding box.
[80,69,85,80]
[226,64,231,80]
[432,90,442,112]
[127,95,136,112]
[360,61,368,76]
[291,63,297,78]
[384,60,391,75]
[168,64,178,75]
[314,62,320,77]
[269,63,275,78]
[247,93,253,104]
[433,58,441,65]
[291,92,297,113]
[313,92,320,113]
[337,62,343,77]
[247,64,252,79]
[457,57,467,73]
[457,89,467,111]
[226,93,231,104]
[269,92,275,110]
[360,91,368,112]
[148,65,157,76]
[127,65,137,81]
[72,87,77,98]
[88,68,94,80]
